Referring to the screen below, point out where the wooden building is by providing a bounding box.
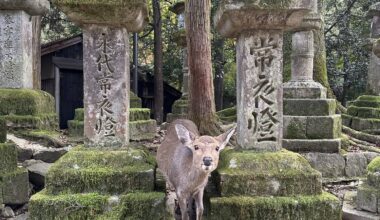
[41,35,181,128]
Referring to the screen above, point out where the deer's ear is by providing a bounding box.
[175,124,194,145]
[216,125,236,150]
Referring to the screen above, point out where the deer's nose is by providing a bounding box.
[203,157,213,166]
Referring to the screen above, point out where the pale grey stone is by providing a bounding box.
[345,153,368,177]
[283,80,326,99]
[1,206,14,218]
[236,30,283,151]
[364,152,380,164]
[33,148,67,163]
[371,16,380,38]
[83,26,130,148]
[0,0,49,16]
[357,186,378,213]
[23,159,52,188]
[303,153,345,177]
[367,52,380,95]
[291,31,314,81]
[343,192,380,220]
[283,139,341,153]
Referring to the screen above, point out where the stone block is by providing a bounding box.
[0,118,6,143]
[351,117,380,131]
[214,149,322,197]
[23,159,52,189]
[29,191,167,220]
[368,172,380,188]
[68,120,84,137]
[45,148,155,195]
[33,148,68,163]
[1,114,58,130]
[172,99,189,115]
[130,108,151,122]
[283,81,327,99]
[130,92,142,108]
[0,0,50,16]
[0,143,17,173]
[306,115,342,139]
[343,191,380,220]
[284,99,336,116]
[364,152,380,164]
[342,114,353,127]
[353,100,380,108]
[345,153,368,177]
[348,106,380,119]
[303,153,346,178]
[1,168,29,205]
[356,184,380,213]
[73,108,84,121]
[0,89,55,116]
[129,120,156,141]
[283,139,341,153]
[209,192,341,220]
[283,116,307,139]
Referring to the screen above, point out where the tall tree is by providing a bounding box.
[186,0,220,134]
[153,0,164,124]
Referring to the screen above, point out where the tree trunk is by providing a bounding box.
[32,16,42,89]
[213,36,225,111]
[153,0,164,124]
[186,0,220,135]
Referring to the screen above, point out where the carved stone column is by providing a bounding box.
[368,3,380,95]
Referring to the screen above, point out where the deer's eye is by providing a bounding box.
[216,147,220,152]
[194,145,199,150]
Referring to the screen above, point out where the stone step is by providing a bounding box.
[357,95,380,102]
[283,81,327,99]
[283,139,341,153]
[29,191,167,220]
[356,183,380,214]
[284,99,336,116]
[1,168,29,205]
[347,106,380,119]
[283,115,342,139]
[130,108,151,121]
[130,92,142,108]
[351,117,380,131]
[209,192,341,220]
[351,100,380,108]
[0,143,17,173]
[45,148,155,195]
[213,149,322,197]
[129,120,156,141]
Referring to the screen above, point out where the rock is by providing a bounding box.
[33,148,68,163]
[345,153,368,177]
[14,213,29,220]
[1,206,15,218]
[363,152,380,164]
[303,153,346,178]
[23,159,52,188]
[16,146,33,162]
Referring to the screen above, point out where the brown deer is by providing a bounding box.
[157,119,235,220]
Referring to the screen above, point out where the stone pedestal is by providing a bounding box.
[29,1,167,219]
[0,0,49,89]
[283,31,342,153]
[212,1,341,219]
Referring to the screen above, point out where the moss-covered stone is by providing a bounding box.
[217,107,237,118]
[0,143,17,174]
[368,172,380,188]
[45,148,155,195]
[368,157,380,173]
[347,106,380,119]
[284,99,336,116]
[352,100,380,108]
[0,114,58,130]
[0,89,55,116]
[306,115,342,139]
[0,118,6,143]
[130,108,151,121]
[209,192,341,220]
[68,120,84,137]
[129,120,156,141]
[358,95,380,102]
[130,92,142,108]
[283,116,307,139]
[17,130,65,148]
[351,117,380,131]
[214,149,322,197]
[74,108,84,121]
[356,183,380,213]
[1,168,29,205]
[282,139,341,153]
[342,114,353,127]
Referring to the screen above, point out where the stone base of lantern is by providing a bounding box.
[0,89,58,130]
[166,96,189,123]
[29,146,168,220]
[208,149,341,220]
[343,95,380,134]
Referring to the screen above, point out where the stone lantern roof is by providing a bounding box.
[0,0,50,16]
[368,2,380,18]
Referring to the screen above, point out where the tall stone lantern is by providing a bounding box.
[210,1,341,219]
[166,1,190,122]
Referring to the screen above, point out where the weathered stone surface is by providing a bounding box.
[303,153,345,178]
[16,145,33,162]
[291,31,314,81]
[1,206,15,218]
[364,152,380,164]
[52,0,148,32]
[1,168,29,205]
[283,139,341,153]
[356,184,379,213]
[0,0,50,16]
[209,192,341,220]
[348,106,380,119]
[214,149,322,197]
[0,118,6,143]
[283,116,307,139]
[83,26,130,148]
[129,120,156,141]
[368,172,380,188]
[284,99,336,116]
[23,159,52,188]
[236,30,283,151]
[351,117,380,131]
[214,0,315,37]
[0,143,17,173]
[306,115,342,139]
[368,52,380,95]
[345,153,368,177]
[283,81,326,99]
[33,148,68,163]
[343,191,380,220]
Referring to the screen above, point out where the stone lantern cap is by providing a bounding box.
[0,0,50,16]
[52,0,148,32]
[214,0,314,38]
[369,2,380,18]
[170,1,185,15]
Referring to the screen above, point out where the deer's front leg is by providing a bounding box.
[176,191,190,220]
[193,189,204,220]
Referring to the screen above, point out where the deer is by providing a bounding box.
[157,119,236,220]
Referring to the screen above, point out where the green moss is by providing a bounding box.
[209,192,341,220]
[74,108,84,121]
[45,149,155,194]
[0,89,55,116]
[358,95,380,102]
[1,168,29,205]
[284,117,307,139]
[0,143,17,173]
[348,106,380,119]
[0,114,58,130]
[368,157,380,173]
[217,107,237,117]
[352,100,380,108]
[130,92,142,108]
[130,108,151,121]
[29,191,109,220]
[68,120,84,137]
[214,149,322,196]
[0,118,6,143]
[306,116,342,139]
